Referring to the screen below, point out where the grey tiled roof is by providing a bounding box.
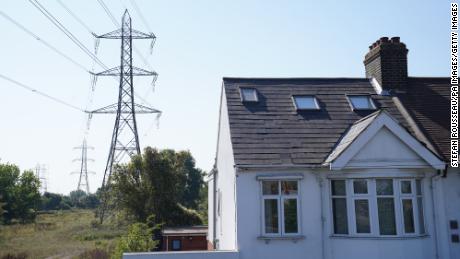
[223,77,417,166]
[398,77,450,160]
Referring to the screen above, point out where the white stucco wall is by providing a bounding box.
[435,167,460,259]
[214,87,237,250]
[235,167,441,259]
[236,169,323,259]
[323,168,438,259]
[123,250,238,259]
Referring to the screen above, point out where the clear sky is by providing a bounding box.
[0,0,449,194]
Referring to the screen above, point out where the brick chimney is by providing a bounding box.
[364,37,409,91]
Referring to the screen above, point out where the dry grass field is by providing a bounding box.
[0,210,126,259]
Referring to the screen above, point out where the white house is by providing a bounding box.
[125,37,459,259]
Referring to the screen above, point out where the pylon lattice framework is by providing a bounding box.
[71,138,95,193]
[90,10,160,222]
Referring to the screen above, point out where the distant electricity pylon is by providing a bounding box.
[35,163,48,193]
[89,10,160,223]
[71,138,95,193]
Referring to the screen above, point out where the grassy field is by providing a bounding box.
[0,210,126,259]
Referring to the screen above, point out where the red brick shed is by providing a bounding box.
[161,226,208,251]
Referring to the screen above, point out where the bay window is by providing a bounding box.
[261,180,300,236]
[330,178,426,237]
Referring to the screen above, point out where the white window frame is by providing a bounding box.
[292,95,320,110]
[330,178,426,238]
[260,180,301,237]
[346,95,376,111]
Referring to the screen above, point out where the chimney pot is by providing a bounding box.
[372,42,378,48]
[380,37,389,43]
[391,37,400,43]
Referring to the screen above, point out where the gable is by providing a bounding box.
[347,127,429,168]
[326,110,445,170]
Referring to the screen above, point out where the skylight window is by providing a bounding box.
[348,95,376,110]
[240,88,258,102]
[293,95,320,110]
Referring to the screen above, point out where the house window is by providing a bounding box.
[330,178,425,237]
[292,95,320,110]
[347,95,376,110]
[240,88,258,102]
[261,180,299,236]
[171,239,181,251]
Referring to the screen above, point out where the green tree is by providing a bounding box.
[41,192,63,211]
[69,189,87,207]
[11,170,41,223]
[0,164,40,223]
[109,147,204,225]
[112,222,158,259]
[0,163,20,223]
[177,151,205,210]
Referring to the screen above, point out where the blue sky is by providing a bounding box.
[0,0,449,194]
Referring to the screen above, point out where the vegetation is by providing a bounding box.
[0,210,124,258]
[112,222,158,259]
[40,190,100,211]
[0,164,41,224]
[0,147,208,258]
[108,147,206,225]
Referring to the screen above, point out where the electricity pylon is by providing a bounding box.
[35,164,48,193]
[71,138,95,193]
[90,10,160,223]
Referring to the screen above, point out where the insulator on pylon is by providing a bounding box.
[94,37,100,55]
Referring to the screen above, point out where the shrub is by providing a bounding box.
[111,223,157,259]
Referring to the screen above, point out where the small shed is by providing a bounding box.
[161,226,208,251]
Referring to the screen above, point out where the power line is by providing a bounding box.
[0,73,85,112]
[56,0,94,35]
[0,10,89,72]
[96,0,120,27]
[28,0,155,108]
[129,0,153,32]
[28,0,106,69]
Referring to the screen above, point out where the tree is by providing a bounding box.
[176,151,205,210]
[41,192,63,211]
[69,189,87,207]
[11,170,41,223]
[0,163,20,223]
[109,147,204,225]
[0,164,40,223]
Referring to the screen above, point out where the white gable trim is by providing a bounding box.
[329,111,445,170]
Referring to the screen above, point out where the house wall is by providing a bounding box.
[123,250,239,259]
[236,169,323,259]
[214,88,237,250]
[235,168,440,259]
[321,168,438,259]
[435,167,460,259]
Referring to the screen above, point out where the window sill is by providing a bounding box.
[329,234,430,240]
[258,235,305,244]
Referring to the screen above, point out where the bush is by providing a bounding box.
[111,223,157,259]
